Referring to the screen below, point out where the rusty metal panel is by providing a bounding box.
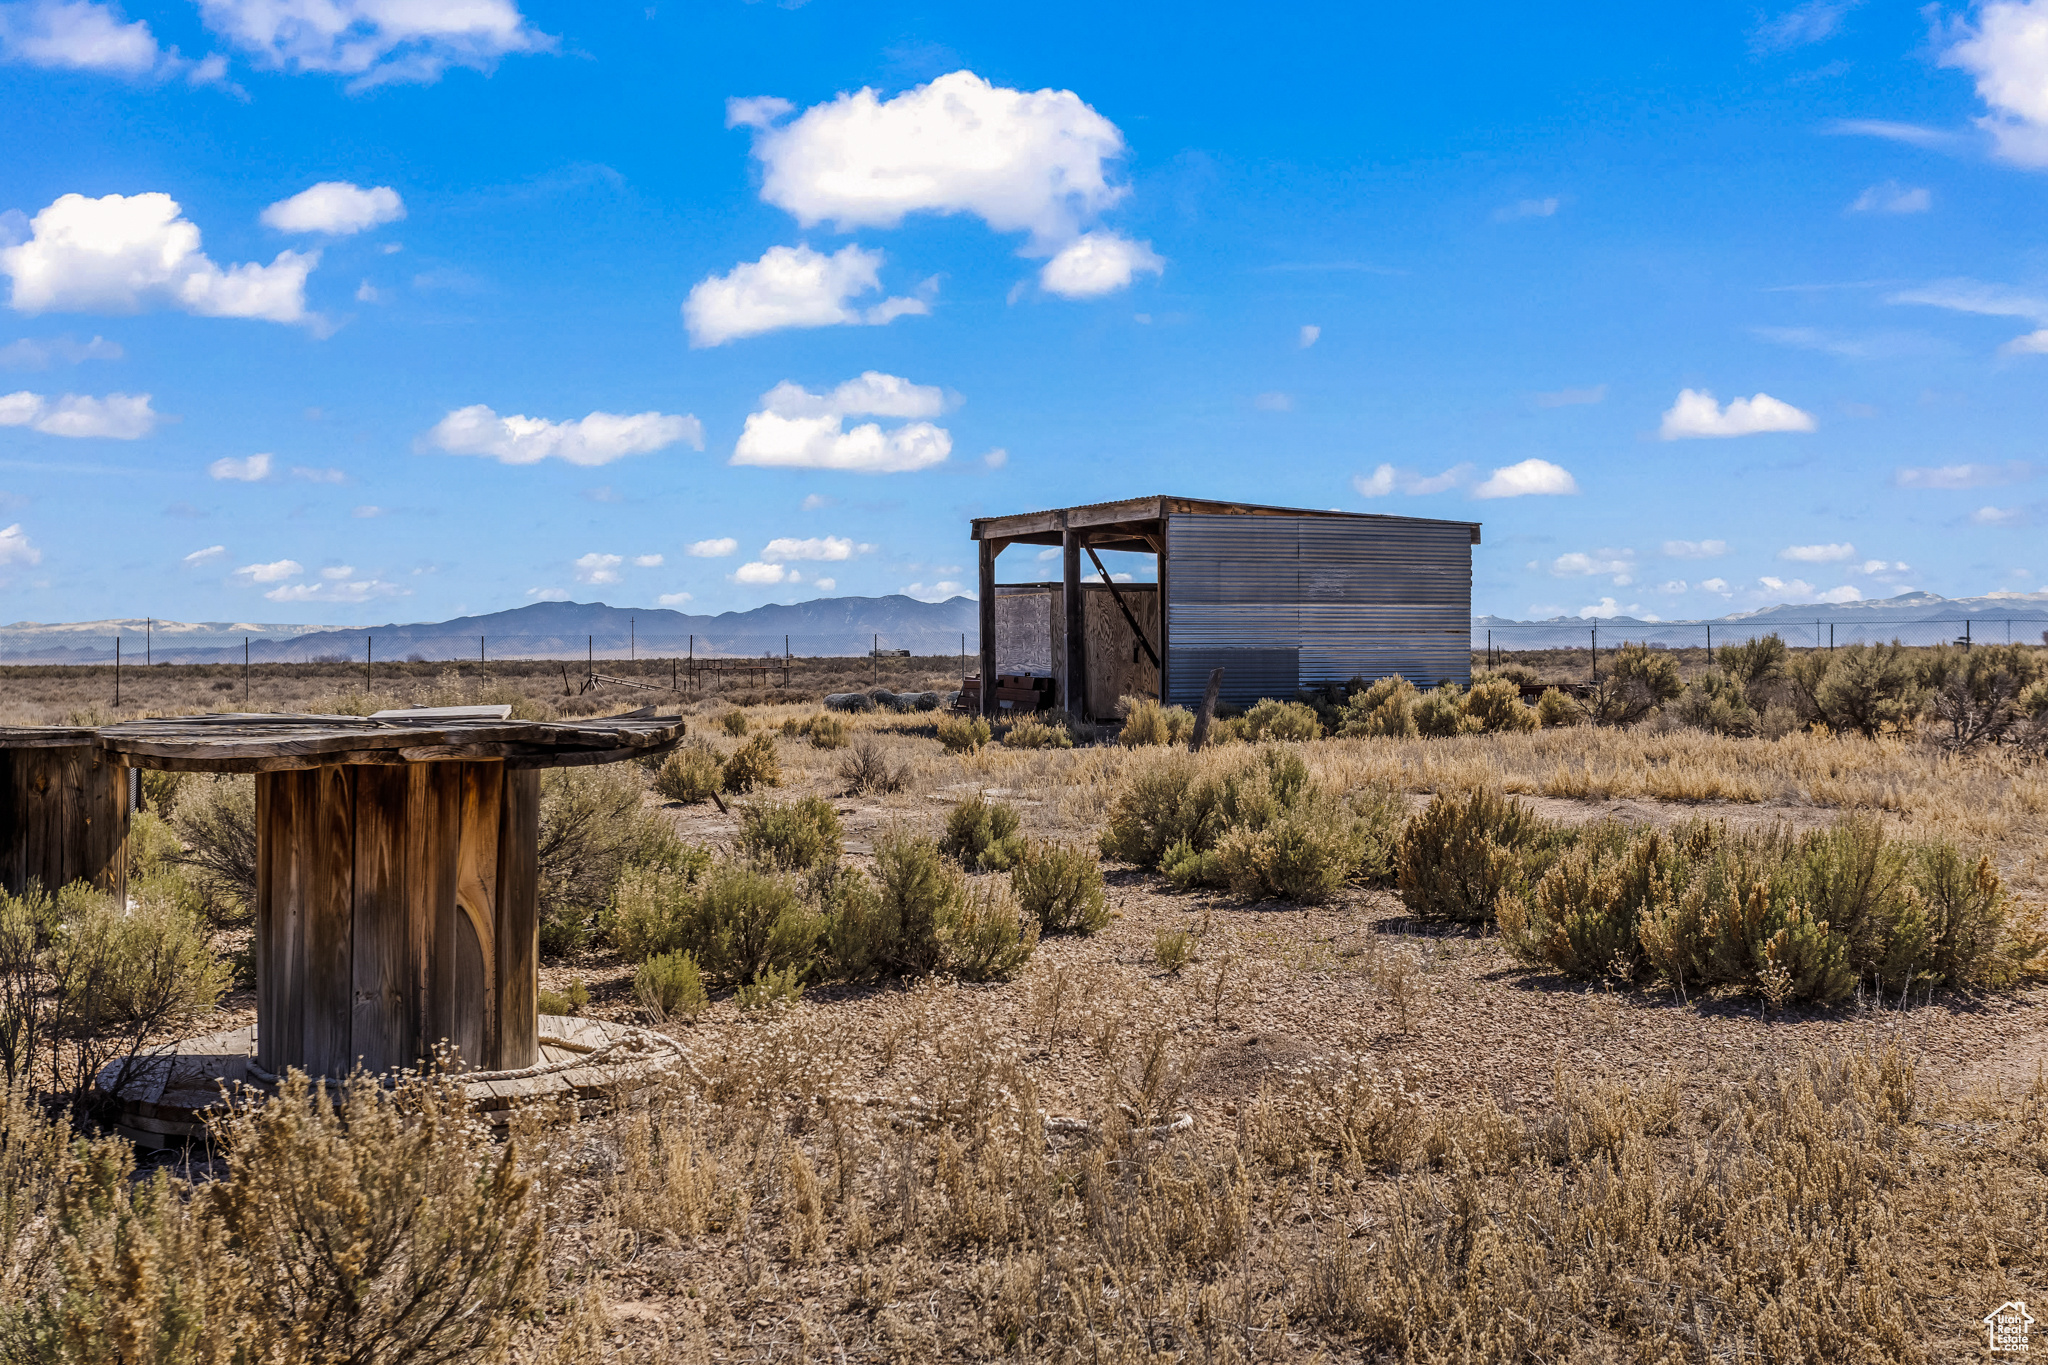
[1164,512,1471,707]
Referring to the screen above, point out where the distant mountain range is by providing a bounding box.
[0,596,981,664]
[6,589,2044,665]
[1477,591,2048,649]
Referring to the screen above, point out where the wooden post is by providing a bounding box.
[245,637,250,704]
[365,636,372,693]
[977,538,998,718]
[1189,667,1225,751]
[114,637,120,708]
[1062,526,1086,719]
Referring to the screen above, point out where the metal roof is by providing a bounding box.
[971,495,1482,548]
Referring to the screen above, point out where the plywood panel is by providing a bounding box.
[492,767,539,1070]
[350,765,410,1075]
[257,771,306,1074]
[1084,585,1161,717]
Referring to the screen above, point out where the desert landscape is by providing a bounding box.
[5,647,2047,1362]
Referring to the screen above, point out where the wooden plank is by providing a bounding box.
[350,765,410,1076]
[0,750,19,894]
[417,761,463,1068]
[449,762,501,1071]
[493,766,539,1070]
[1085,585,1161,718]
[79,746,125,902]
[302,765,355,1079]
[256,771,305,1074]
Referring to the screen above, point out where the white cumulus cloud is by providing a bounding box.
[262,564,403,603]
[0,0,226,82]
[1975,505,2023,525]
[903,580,967,601]
[208,451,272,481]
[632,553,663,568]
[1038,231,1163,298]
[0,522,41,566]
[182,544,225,565]
[194,0,552,89]
[687,538,737,557]
[232,557,301,583]
[1352,463,1473,497]
[657,591,693,607]
[1814,585,1863,604]
[0,389,155,437]
[425,404,703,466]
[1941,0,2048,166]
[261,181,404,235]
[1780,542,1856,562]
[572,552,621,585]
[762,535,866,561]
[812,577,836,592]
[732,372,951,474]
[1548,549,1635,580]
[2,192,317,325]
[683,243,927,346]
[1662,539,1728,558]
[1659,388,1815,439]
[1473,458,1578,498]
[1299,324,1320,348]
[733,561,792,585]
[742,69,1129,247]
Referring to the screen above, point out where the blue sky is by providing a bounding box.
[2,0,2046,625]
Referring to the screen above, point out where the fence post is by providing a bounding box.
[366,636,372,692]
[114,636,120,708]
[480,634,485,665]
[784,635,790,687]
[1590,625,1597,684]
[244,637,250,705]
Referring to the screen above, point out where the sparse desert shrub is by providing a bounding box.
[1154,925,1197,974]
[536,978,589,1016]
[139,768,189,817]
[1397,788,1543,922]
[170,773,258,924]
[1672,669,1757,737]
[1001,714,1075,749]
[943,879,1039,982]
[738,796,843,873]
[804,714,849,749]
[635,950,708,1022]
[1012,842,1109,933]
[1719,633,1789,705]
[1592,643,1684,726]
[1460,677,1539,733]
[940,794,1029,872]
[721,733,782,793]
[718,709,751,737]
[1211,802,1365,902]
[855,833,963,977]
[1917,642,2041,751]
[1504,816,2026,1002]
[2021,677,2048,754]
[1117,696,1194,747]
[1790,641,1921,738]
[937,714,992,753]
[1099,751,1226,870]
[1339,676,1420,738]
[2,882,229,1102]
[1535,686,1584,728]
[7,1068,546,1365]
[608,860,711,964]
[735,962,805,1012]
[1413,684,1479,738]
[1241,697,1323,742]
[654,742,724,804]
[838,737,907,794]
[679,863,821,985]
[538,763,699,957]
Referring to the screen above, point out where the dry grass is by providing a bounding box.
[10,669,2048,1360]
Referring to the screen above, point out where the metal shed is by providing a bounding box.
[971,496,1481,717]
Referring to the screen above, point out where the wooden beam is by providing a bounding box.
[1084,545,1160,669]
[1062,527,1087,719]
[977,538,997,718]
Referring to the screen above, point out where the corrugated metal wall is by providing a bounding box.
[1164,513,1471,708]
